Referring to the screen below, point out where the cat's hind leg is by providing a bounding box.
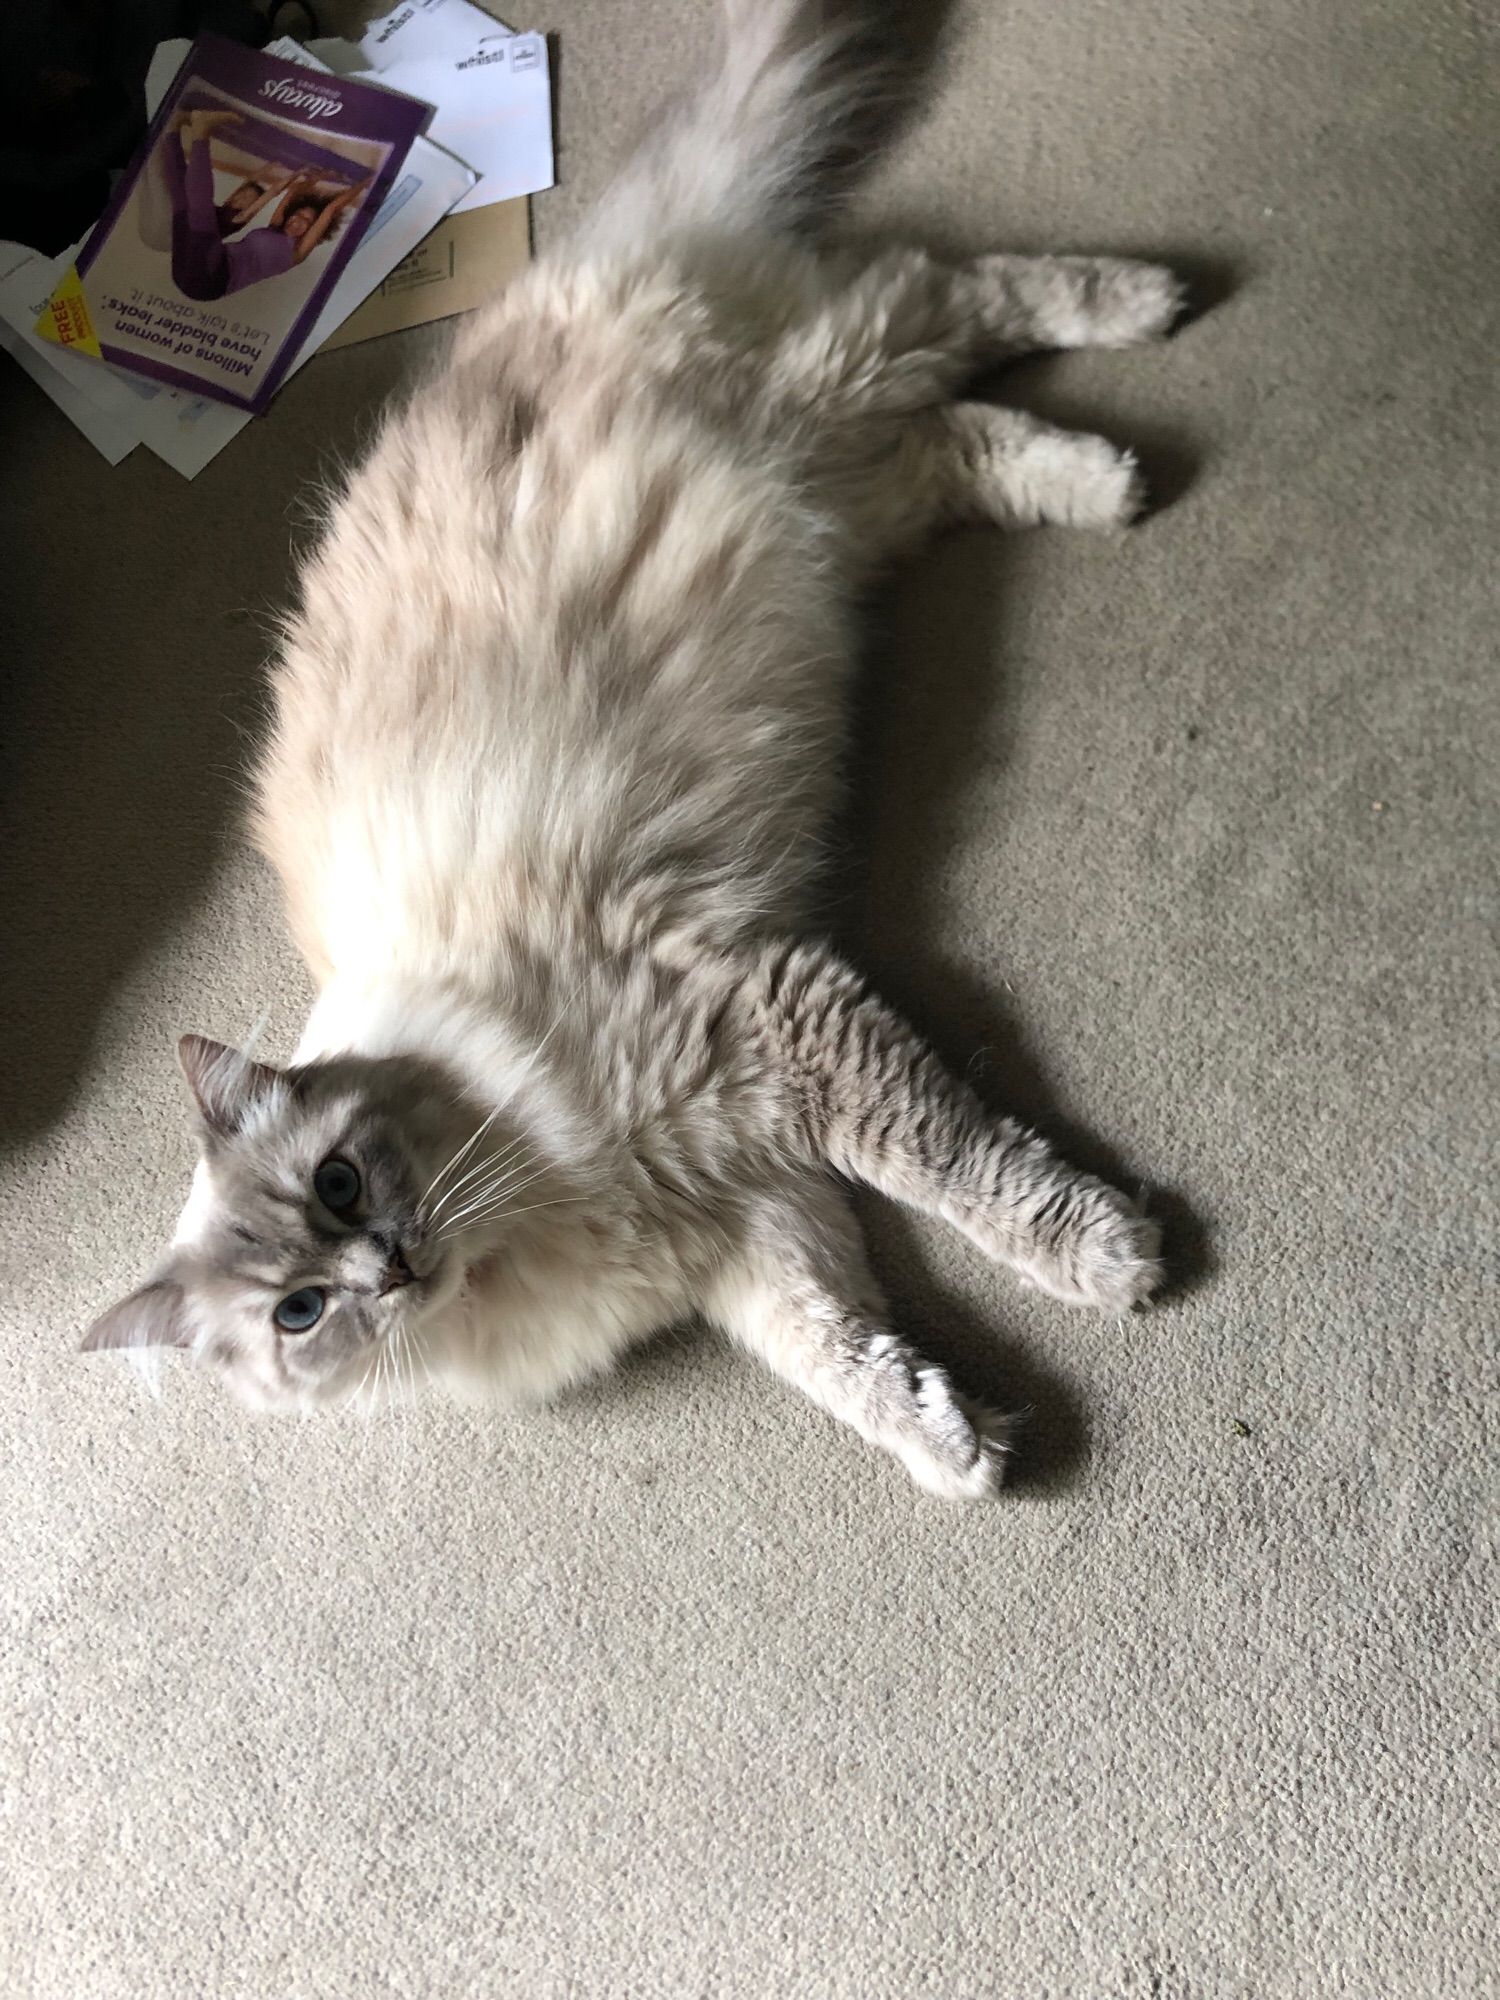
[737,942,1163,1313]
[940,404,1145,530]
[703,1175,1012,1500]
[819,402,1143,574]
[774,249,1183,424]
[955,253,1185,361]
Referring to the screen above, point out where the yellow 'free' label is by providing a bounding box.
[35,267,102,359]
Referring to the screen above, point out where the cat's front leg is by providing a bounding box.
[702,1176,1012,1501]
[737,942,1164,1314]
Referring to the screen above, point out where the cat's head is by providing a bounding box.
[82,1035,494,1409]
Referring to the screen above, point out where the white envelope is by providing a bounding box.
[379,35,553,211]
[360,0,515,70]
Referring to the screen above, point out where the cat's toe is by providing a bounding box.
[1032,434,1152,532]
[1075,1198,1163,1312]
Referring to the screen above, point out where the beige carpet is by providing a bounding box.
[1,2,1494,1994]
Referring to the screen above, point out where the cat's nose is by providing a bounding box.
[378,1245,414,1295]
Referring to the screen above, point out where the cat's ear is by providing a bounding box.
[178,1033,283,1138]
[81,1279,192,1353]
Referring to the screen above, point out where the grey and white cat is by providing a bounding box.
[85,0,1184,1499]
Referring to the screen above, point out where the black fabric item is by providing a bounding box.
[0,0,268,256]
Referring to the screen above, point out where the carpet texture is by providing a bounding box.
[1,1,1494,1995]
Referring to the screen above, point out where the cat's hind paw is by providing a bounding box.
[1063,259,1186,348]
[981,423,1146,531]
[1051,436,1147,529]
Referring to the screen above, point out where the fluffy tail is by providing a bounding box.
[590,0,888,245]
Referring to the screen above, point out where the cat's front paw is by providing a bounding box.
[894,1374,1014,1501]
[1017,1180,1164,1314]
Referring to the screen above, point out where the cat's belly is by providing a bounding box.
[261,398,850,983]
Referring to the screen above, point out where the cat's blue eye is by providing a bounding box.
[273,1286,326,1334]
[314,1157,361,1213]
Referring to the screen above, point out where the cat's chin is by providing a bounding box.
[306,1326,434,1413]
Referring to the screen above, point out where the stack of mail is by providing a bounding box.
[0,0,552,477]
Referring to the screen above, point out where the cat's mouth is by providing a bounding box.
[380,1258,437,1307]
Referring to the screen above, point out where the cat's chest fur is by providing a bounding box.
[435,1203,705,1403]
[431,1029,770,1401]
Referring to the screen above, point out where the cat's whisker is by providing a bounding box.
[352,1346,377,1409]
[429,1132,541,1227]
[431,1165,557,1235]
[434,1168,552,1224]
[425,1130,538,1219]
[239,1011,272,1064]
[425,1138,538,1227]
[404,1325,421,1419]
[418,960,604,1224]
[492,1196,584,1224]
[417,1105,504,1213]
[376,1337,396,1489]
[434,1194,583,1244]
[430,1149,548,1221]
[354,1345,381,1462]
[427,1170,538,1242]
[426,1133,532,1220]
[504,962,598,1094]
[365,1340,384,1448]
[390,1341,405,1450]
[430,1159,548,1232]
[417,968,597,1227]
[393,1326,416,1496]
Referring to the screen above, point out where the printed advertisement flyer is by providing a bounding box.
[37,35,429,412]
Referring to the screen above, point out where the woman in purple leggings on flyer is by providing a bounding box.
[151,109,368,302]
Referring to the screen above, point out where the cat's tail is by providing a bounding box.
[587,0,891,246]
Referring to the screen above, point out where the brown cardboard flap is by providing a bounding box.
[319,197,531,351]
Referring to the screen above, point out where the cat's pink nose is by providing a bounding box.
[378,1248,414,1295]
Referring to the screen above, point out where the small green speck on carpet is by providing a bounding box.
[1231,1419,1253,1438]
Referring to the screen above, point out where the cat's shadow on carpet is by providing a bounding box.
[0,340,412,1154]
[822,493,1219,1492]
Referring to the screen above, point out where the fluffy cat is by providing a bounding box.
[85,0,1184,1499]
